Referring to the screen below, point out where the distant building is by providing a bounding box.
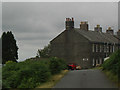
[50,17,120,68]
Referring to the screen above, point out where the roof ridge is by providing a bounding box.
[74,28,119,44]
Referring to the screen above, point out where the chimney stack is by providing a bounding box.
[106,27,114,35]
[117,29,120,44]
[71,17,74,21]
[94,24,102,32]
[80,21,89,31]
[65,17,74,30]
[117,29,120,39]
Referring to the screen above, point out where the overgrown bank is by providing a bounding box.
[102,50,120,86]
[2,57,67,88]
[37,70,68,88]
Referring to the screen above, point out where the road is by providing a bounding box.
[54,69,118,88]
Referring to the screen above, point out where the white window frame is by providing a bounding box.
[107,45,109,52]
[96,59,98,64]
[99,58,102,64]
[113,45,114,52]
[96,44,98,52]
[110,45,112,52]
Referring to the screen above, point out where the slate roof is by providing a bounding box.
[74,28,119,44]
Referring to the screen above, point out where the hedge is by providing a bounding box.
[102,49,120,80]
[49,57,67,75]
[2,57,67,88]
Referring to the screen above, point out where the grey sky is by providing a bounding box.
[118,1,120,29]
[2,2,118,61]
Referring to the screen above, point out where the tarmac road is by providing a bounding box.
[54,69,118,88]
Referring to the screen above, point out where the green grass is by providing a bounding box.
[37,70,69,88]
[90,66,103,70]
[102,70,119,86]
[0,66,1,89]
[91,66,119,87]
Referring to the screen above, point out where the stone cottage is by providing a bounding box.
[50,17,120,68]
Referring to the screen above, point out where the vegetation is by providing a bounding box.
[102,70,118,84]
[36,44,51,58]
[49,57,67,75]
[37,70,68,88]
[2,31,18,64]
[2,57,67,88]
[102,50,120,84]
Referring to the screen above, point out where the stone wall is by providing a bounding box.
[50,29,92,68]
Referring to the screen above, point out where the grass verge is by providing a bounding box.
[37,70,69,88]
[102,70,119,87]
[90,66,103,70]
[91,67,120,87]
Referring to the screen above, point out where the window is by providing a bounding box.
[104,45,106,52]
[99,58,102,64]
[100,45,102,52]
[96,59,98,64]
[87,58,88,61]
[110,45,112,52]
[92,44,95,52]
[119,45,120,49]
[107,45,109,52]
[83,58,88,61]
[109,45,111,52]
[96,44,98,52]
[93,58,95,66]
[113,45,114,52]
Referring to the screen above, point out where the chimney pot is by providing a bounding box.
[81,22,83,24]
[97,24,100,27]
[108,27,111,30]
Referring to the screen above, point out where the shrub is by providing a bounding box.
[2,59,51,88]
[4,61,18,71]
[49,57,67,75]
[59,58,67,70]
[2,57,67,88]
[102,49,120,80]
[29,62,51,83]
[2,71,20,88]
[18,78,36,88]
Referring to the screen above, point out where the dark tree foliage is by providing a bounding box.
[36,44,51,58]
[0,37,2,64]
[2,31,18,64]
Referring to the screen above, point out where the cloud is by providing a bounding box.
[2,2,118,61]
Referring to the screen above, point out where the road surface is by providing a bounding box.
[54,69,118,88]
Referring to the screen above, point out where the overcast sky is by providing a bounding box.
[2,2,118,61]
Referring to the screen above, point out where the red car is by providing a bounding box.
[67,63,77,70]
[68,63,81,70]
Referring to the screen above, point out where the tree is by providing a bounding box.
[36,44,51,58]
[0,37,2,64]
[2,31,18,64]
